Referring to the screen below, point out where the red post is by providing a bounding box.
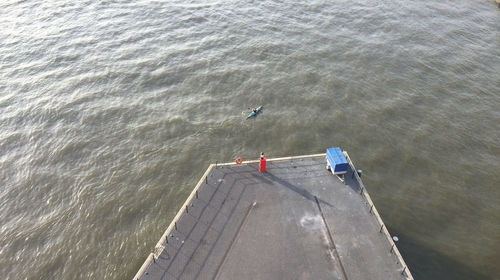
[259,156,266,172]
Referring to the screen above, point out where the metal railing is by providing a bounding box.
[343,151,414,280]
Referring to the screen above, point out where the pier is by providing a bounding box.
[134,152,413,280]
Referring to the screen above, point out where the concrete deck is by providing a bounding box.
[134,153,413,280]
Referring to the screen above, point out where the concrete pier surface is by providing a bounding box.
[134,153,413,280]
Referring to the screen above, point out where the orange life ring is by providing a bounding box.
[235,157,243,164]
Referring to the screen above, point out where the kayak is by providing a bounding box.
[247,105,263,119]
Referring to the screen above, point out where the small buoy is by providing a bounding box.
[235,157,243,164]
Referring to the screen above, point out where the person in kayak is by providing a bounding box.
[248,107,258,113]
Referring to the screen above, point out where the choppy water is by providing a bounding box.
[1,0,499,279]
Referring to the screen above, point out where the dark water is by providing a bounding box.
[1,0,499,279]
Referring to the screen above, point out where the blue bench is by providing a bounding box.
[326,147,348,175]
